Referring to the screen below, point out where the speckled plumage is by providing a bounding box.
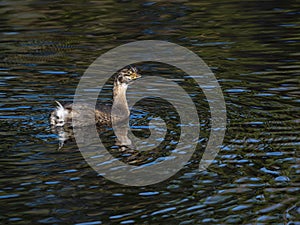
[50,66,141,127]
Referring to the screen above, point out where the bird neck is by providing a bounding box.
[112,83,130,117]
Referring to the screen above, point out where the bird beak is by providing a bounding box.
[131,72,141,80]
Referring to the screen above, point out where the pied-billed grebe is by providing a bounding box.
[50,66,141,127]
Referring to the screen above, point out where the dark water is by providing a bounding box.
[1,0,299,224]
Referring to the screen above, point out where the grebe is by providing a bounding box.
[50,66,141,127]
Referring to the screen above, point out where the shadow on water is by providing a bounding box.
[0,0,299,224]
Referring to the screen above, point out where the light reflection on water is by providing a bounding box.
[0,0,299,224]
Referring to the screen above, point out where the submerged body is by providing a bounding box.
[50,66,141,127]
[50,101,111,127]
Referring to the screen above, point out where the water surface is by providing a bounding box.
[0,0,299,224]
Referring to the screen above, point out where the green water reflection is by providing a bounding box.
[0,0,299,224]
